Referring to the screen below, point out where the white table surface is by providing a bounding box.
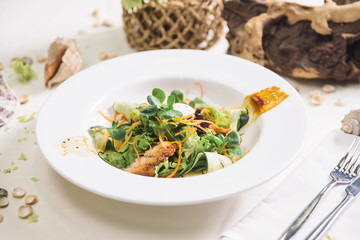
[1,0,359,239]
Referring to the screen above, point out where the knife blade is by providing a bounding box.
[306,175,360,240]
[346,173,360,197]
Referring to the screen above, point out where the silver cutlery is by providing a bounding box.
[306,173,360,240]
[279,137,360,240]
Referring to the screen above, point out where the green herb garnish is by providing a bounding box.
[30,177,39,182]
[18,152,27,161]
[28,214,39,223]
[12,58,37,83]
[122,0,168,10]
[17,112,36,123]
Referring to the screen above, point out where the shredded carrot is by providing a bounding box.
[98,110,114,123]
[175,127,196,136]
[183,89,191,103]
[132,138,143,165]
[116,113,126,120]
[221,106,245,110]
[169,122,178,127]
[180,113,195,119]
[243,148,251,156]
[179,129,197,143]
[131,111,136,121]
[173,118,210,125]
[158,132,168,149]
[194,124,208,133]
[231,157,242,162]
[114,114,127,126]
[200,108,211,115]
[117,132,133,152]
[205,105,221,109]
[154,116,162,123]
[195,82,204,98]
[223,150,236,163]
[128,120,142,132]
[166,142,182,178]
[99,130,110,152]
[117,119,126,126]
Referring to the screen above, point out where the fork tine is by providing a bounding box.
[335,138,360,170]
[349,143,360,177]
[342,137,360,174]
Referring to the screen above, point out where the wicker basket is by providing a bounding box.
[122,0,225,51]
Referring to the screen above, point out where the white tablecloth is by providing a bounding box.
[221,130,360,240]
[1,1,360,239]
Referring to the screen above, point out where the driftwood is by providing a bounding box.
[222,0,360,81]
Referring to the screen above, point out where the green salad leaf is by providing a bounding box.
[90,86,249,178]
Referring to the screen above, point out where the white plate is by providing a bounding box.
[36,49,308,205]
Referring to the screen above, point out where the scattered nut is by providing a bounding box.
[36,55,47,63]
[322,84,336,93]
[78,30,87,35]
[311,94,325,106]
[98,52,108,60]
[102,20,113,27]
[10,57,19,66]
[92,22,102,28]
[335,98,346,106]
[0,197,9,207]
[92,10,100,19]
[19,95,30,105]
[18,205,33,218]
[22,56,33,65]
[308,90,321,98]
[0,62,3,70]
[0,213,3,223]
[11,187,26,198]
[24,194,38,205]
[107,55,117,59]
[0,188,8,197]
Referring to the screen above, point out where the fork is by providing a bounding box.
[278,137,360,240]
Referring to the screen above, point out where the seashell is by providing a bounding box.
[18,205,33,218]
[341,110,360,136]
[98,52,108,60]
[0,188,8,197]
[308,90,321,98]
[322,84,336,93]
[335,98,345,106]
[0,74,19,127]
[44,37,83,88]
[24,194,38,205]
[310,94,325,106]
[0,197,9,207]
[11,187,26,198]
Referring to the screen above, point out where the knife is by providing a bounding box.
[305,174,360,240]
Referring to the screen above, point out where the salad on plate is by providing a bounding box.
[89,83,288,178]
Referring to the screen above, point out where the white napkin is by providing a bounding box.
[221,130,360,240]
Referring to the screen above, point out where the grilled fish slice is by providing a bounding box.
[243,86,288,127]
[125,142,178,176]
